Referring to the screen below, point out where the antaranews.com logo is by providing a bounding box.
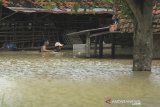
[105,98,141,106]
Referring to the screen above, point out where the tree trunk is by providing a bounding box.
[133,20,153,71]
[126,0,153,71]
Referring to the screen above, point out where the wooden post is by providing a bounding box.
[32,22,35,48]
[99,36,104,58]
[94,37,98,57]
[0,4,2,20]
[86,32,91,58]
[111,43,115,58]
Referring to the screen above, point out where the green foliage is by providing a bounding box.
[72,3,80,12]
[102,0,113,3]
[117,0,134,19]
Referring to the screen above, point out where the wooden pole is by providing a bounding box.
[0,4,2,20]
[86,32,91,58]
[94,36,98,57]
[99,36,104,58]
[111,34,115,58]
[111,43,115,58]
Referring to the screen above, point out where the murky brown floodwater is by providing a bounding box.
[0,51,160,107]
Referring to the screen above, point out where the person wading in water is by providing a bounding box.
[40,40,52,52]
[54,42,63,52]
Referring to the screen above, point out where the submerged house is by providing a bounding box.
[0,0,113,49]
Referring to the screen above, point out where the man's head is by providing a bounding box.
[54,42,63,52]
[44,40,49,46]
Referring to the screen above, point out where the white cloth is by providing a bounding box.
[55,42,63,47]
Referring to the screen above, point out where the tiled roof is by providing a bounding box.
[1,0,113,14]
[118,9,160,33]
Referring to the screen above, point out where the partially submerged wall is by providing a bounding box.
[153,34,160,59]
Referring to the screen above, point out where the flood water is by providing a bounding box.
[0,51,160,107]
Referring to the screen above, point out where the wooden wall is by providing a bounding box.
[153,34,160,59]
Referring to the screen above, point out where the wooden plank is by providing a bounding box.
[90,31,108,38]
[67,26,109,36]
[0,11,18,23]
[90,31,131,38]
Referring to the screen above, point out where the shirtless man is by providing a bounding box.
[40,40,52,52]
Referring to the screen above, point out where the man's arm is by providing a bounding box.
[41,46,51,52]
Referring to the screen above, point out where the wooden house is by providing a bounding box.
[0,0,113,49]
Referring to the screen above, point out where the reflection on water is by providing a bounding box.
[0,51,160,107]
